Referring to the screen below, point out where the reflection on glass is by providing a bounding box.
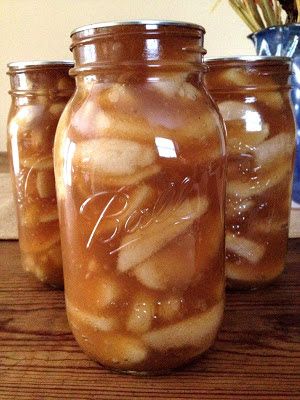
[64,139,76,187]
[155,137,177,158]
[243,110,263,132]
[144,38,159,60]
[10,121,20,175]
[18,97,29,106]
[83,44,97,63]
[19,73,29,90]
[245,96,256,104]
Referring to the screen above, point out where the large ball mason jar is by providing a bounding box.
[54,21,226,373]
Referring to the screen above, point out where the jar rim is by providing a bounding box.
[205,55,291,64]
[7,60,74,70]
[70,20,205,37]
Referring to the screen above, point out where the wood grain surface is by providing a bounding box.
[0,240,299,400]
[0,152,18,239]
[290,208,300,238]
[0,152,9,173]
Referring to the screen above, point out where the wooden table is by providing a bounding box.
[1,240,299,400]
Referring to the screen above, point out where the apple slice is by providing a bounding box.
[152,75,199,101]
[126,293,155,334]
[226,198,254,220]
[218,100,256,121]
[157,296,182,321]
[227,162,290,198]
[36,170,56,198]
[117,196,209,272]
[254,133,295,166]
[226,120,270,155]
[74,138,160,187]
[21,156,53,170]
[20,229,60,253]
[73,97,218,144]
[98,334,148,366]
[252,218,287,234]
[143,300,224,351]
[82,333,148,367]
[226,260,285,283]
[96,277,121,309]
[8,105,44,132]
[226,232,265,264]
[133,231,196,290]
[220,68,274,88]
[66,300,116,332]
[257,92,284,110]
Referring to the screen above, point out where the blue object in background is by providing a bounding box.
[249,24,300,206]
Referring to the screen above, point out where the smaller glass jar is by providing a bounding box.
[204,56,296,289]
[7,61,74,287]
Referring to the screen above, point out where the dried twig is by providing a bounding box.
[228,0,261,31]
[274,1,284,25]
[213,0,299,32]
[296,0,300,22]
[259,0,277,26]
[245,0,265,30]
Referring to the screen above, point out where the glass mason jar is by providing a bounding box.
[54,21,226,373]
[204,56,296,289]
[7,61,74,287]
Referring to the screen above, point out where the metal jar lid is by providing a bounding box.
[205,55,291,64]
[7,60,74,71]
[70,20,205,36]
